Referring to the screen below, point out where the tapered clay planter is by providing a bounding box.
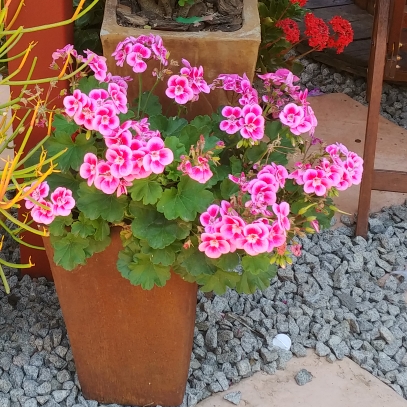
[101,0,260,117]
[7,0,74,280]
[43,228,197,406]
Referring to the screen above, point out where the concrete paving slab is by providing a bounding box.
[309,93,407,217]
[197,352,407,407]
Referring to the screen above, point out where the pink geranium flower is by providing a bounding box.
[80,153,98,186]
[106,145,133,178]
[272,201,290,230]
[142,137,174,174]
[126,43,151,73]
[219,215,246,243]
[108,82,128,114]
[50,187,75,217]
[63,89,86,117]
[198,233,230,259]
[236,222,270,255]
[23,181,50,210]
[125,150,152,180]
[200,204,221,233]
[279,103,304,129]
[239,104,264,140]
[84,50,107,82]
[94,161,120,194]
[303,169,331,196]
[31,199,55,225]
[220,106,242,134]
[89,89,109,107]
[249,180,277,206]
[74,97,96,130]
[92,105,120,137]
[187,157,213,184]
[267,221,287,251]
[165,75,194,105]
[290,244,302,257]
[180,59,210,96]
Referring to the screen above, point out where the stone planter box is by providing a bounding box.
[101,0,261,116]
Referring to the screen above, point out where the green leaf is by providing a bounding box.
[164,136,187,160]
[52,114,79,136]
[148,114,168,132]
[94,219,110,241]
[220,178,239,200]
[211,252,240,271]
[141,241,182,266]
[52,233,89,271]
[178,125,200,150]
[78,75,108,93]
[128,178,163,205]
[76,183,128,222]
[241,254,271,275]
[117,251,171,290]
[48,215,73,237]
[46,173,82,200]
[136,92,162,116]
[71,220,95,238]
[175,16,201,23]
[244,142,268,163]
[164,117,188,137]
[197,269,240,295]
[180,247,217,276]
[230,156,243,174]
[46,132,97,172]
[265,120,283,141]
[236,265,277,294]
[157,176,214,221]
[84,236,111,257]
[129,202,191,249]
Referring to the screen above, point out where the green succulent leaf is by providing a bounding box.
[46,132,97,172]
[48,215,73,237]
[117,251,171,290]
[236,264,277,294]
[196,269,241,295]
[76,183,128,222]
[157,176,214,221]
[129,202,191,249]
[128,178,163,205]
[51,233,89,271]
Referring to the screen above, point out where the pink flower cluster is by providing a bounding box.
[63,82,128,137]
[213,73,264,142]
[198,201,287,258]
[258,69,318,137]
[80,119,173,196]
[23,182,75,225]
[166,59,210,105]
[288,143,363,196]
[112,34,168,73]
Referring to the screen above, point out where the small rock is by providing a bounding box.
[315,342,331,357]
[236,359,252,377]
[379,326,395,343]
[51,390,69,403]
[295,369,313,386]
[223,391,242,405]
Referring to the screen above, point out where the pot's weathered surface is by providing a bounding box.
[101,0,260,117]
[43,228,197,406]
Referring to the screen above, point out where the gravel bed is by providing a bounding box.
[299,58,407,128]
[1,203,407,407]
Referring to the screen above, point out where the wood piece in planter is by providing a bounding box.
[137,0,165,15]
[217,0,243,15]
[187,1,208,17]
[117,4,149,25]
[205,13,239,25]
[188,22,205,31]
[150,19,190,30]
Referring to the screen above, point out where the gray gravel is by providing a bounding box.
[1,202,407,406]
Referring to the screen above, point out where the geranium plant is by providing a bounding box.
[26,34,363,294]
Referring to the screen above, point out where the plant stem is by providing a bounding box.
[141,78,159,117]
[137,75,143,119]
[0,265,10,294]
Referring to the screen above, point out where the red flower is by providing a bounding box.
[289,0,307,7]
[327,16,354,54]
[304,13,329,51]
[276,18,300,44]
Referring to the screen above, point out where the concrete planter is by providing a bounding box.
[101,0,261,116]
[43,228,197,406]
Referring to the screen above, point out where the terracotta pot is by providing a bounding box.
[101,0,260,117]
[43,227,197,406]
[6,0,74,280]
